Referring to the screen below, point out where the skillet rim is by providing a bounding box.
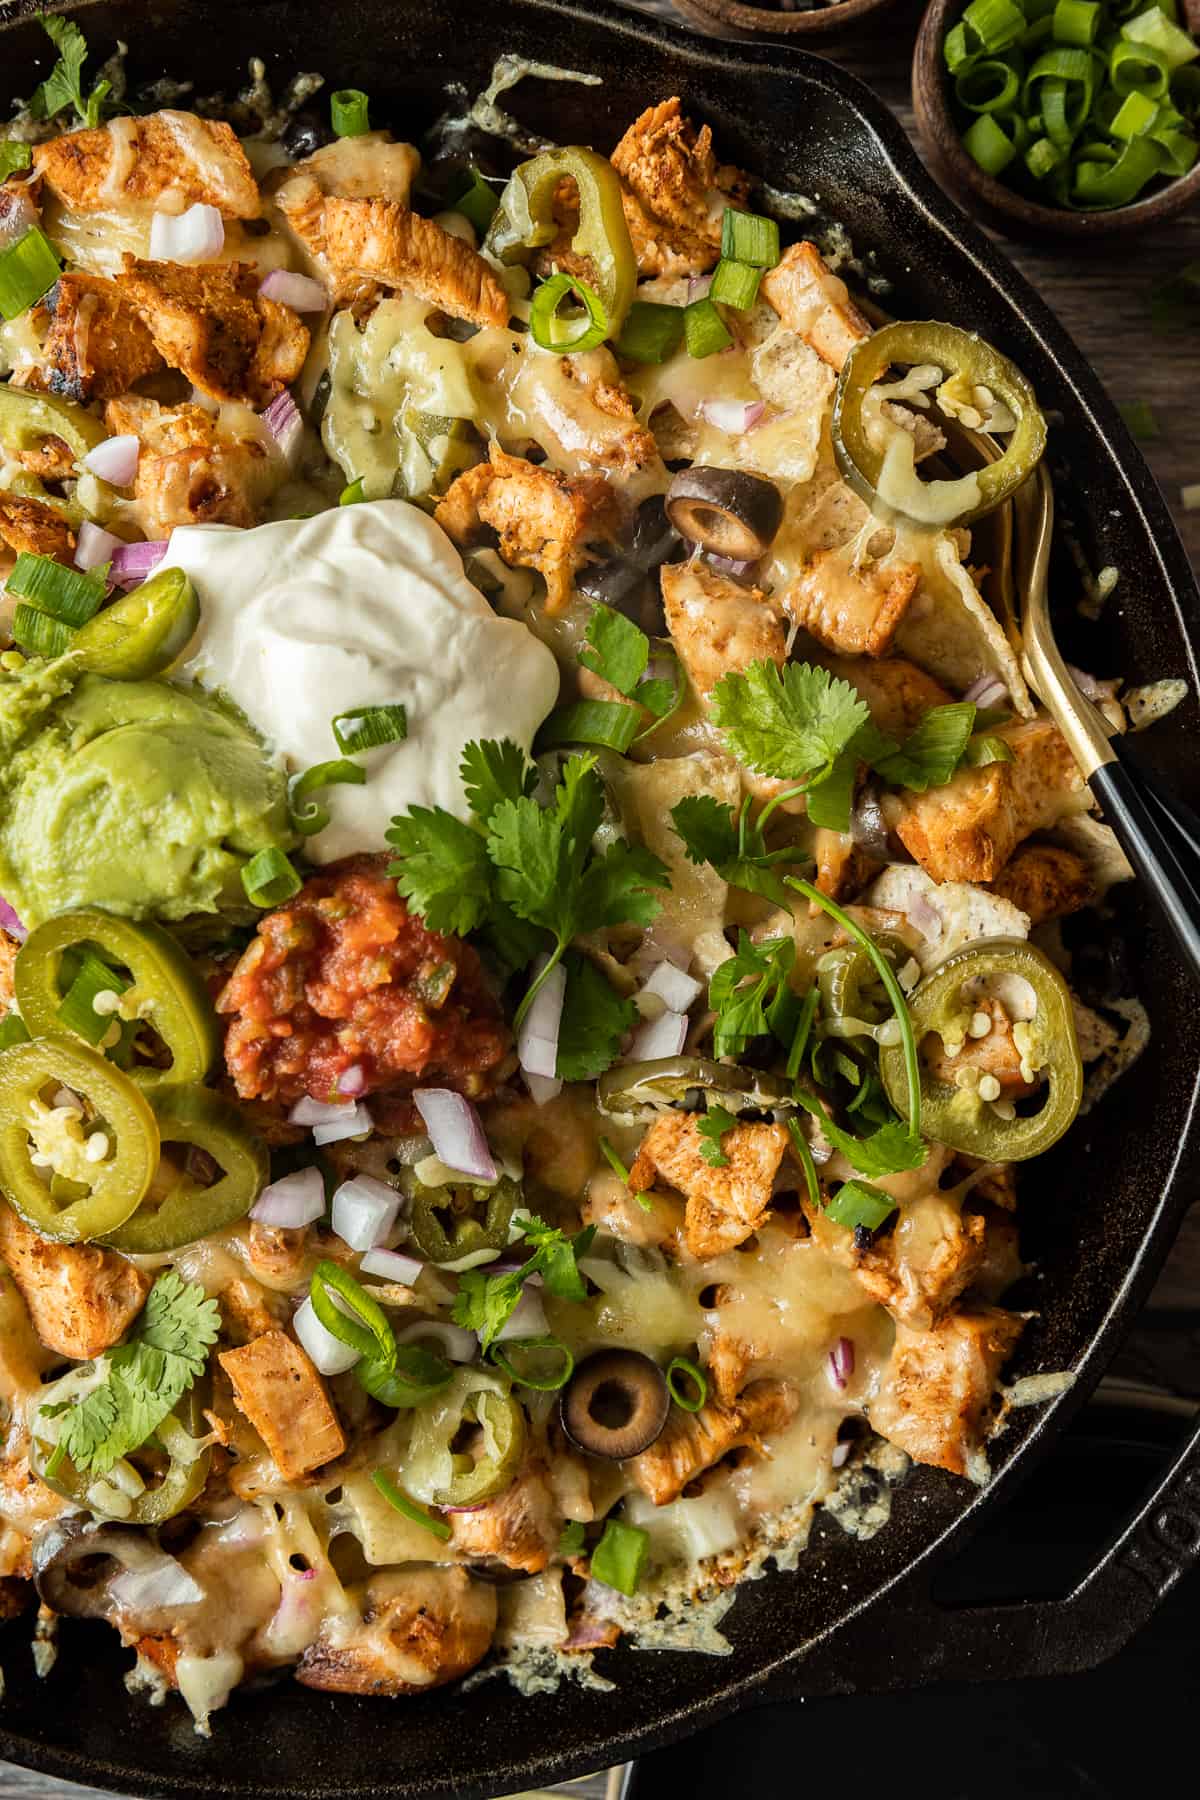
[0,1,1198,1794]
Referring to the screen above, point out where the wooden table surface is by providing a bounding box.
[3,5,1199,1798]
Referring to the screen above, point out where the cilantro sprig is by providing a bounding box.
[30,18,112,129]
[39,1272,219,1478]
[697,1104,737,1167]
[708,932,799,1060]
[580,603,683,726]
[452,1213,597,1350]
[672,789,809,909]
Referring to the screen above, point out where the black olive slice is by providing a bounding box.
[559,1349,670,1460]
[664,468,784,561]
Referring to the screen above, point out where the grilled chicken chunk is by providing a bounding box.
[869,1304,1024,1476]
[660,558,787,703]
[31,270,164,403]
[760,241,871,373]
[0,1205,150,1361]
[0,931,16,1017]
[104,394,282,538]
[987,841,1095,925]
[218,1330,346,1483]
[114,257,308,408]
[820,653,955,737]
[629,1379,799,1505]
[33,112,260,217]
[0,494,75,567]
[449,1456,559,1575]
[436,442,620,615]
[784,546,921,658]
[610,98,750,279]
[922,996,1040,1100]
[297,1566,497,1695]
[627,1113,790,1259]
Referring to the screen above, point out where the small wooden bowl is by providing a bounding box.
[669,0,899,42]
[914,0,1200,239]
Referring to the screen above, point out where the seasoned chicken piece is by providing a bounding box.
[922,996,1039,1100]
[0,494,75,567]
[517,350,662,479]
[812,828,879,905]
[277,132,420,207]
[853,1204,990,1328]
[629,1379,799,1505]
[435,442,620,615]
[893,719,1086,884]
[114,257,308,408]
[277,185,508,326]
[784,547,922,658]
[246,1220,311,1286]
[0,1205,150,1360]
[869,1305,1024,1477]
[987,841,1094,926]
[820,653,954,737]
[627,1113,790,1259]
[32,270,164,404]
[760,241,871,373]
[583,1170,684,1249]
[219,1275,288,1346]
[104,394,281,538]
[33,113,260,218]
[610,98,750,279]
[449,1456,559,1575]
[218,1330,346,1483]
[660,559,787,703]
[297,1566,497,1695]
[0,930,16,1017]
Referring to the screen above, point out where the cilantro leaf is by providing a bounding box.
[793,1090,926,1177]
[556,950,635,1082]
[803,750,860,834]
[386,805,496,937]
[520,1216,596,1302]
[697,1104,737,1167]
[710,660,870,785]
[451,1213,596,1348]
[671,794,804,908]
[634,672,681,721]
[460,737,536,826]
[31,17,111,128]
[866,703,977,793]
[40,1272,219,1478]
[709,931,796,1059]
[0,144,32,182]
[962,732,1015,769]
[579,604,649,697]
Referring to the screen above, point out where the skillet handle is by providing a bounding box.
[755,1405,1200,1698]
[1087,740,1200,986]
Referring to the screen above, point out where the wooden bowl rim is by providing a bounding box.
[669,0,897,37]
[913,0,1200,235]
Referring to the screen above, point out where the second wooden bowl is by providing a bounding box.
[670,0,898,42]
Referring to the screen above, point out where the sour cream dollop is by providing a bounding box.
[163,501,560,862]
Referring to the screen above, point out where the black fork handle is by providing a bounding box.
[1087,737,1200,987]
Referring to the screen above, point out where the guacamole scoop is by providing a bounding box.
[0,665,294,929]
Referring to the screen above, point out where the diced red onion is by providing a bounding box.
[0,188,37,253]
[440,1500,488,1514]
[83,434,140,488]
[518,959,566,1081]
[906,891,944,944]
[394,1318,478,1362]
[493,1284,549,1344]
[0,896,26,942]
[335,1063,367,1098]
[313,1102,372,1147]
[564,1616,618,1649]
[640,960,702,1014]
[687,273,712,302]
[74,521,124,573]
[699,397,765,435]
[707,553,759,584]
[262,389,303,466]
[963,673,1007,708]
[832,1440,852,1469]
[259,268,328,313]
[149,202,225,264]
[294,1295,360,1375]
[250,1166,326,1228]
[413,1088,497,1182]
[627,1008,688,1062]
[361,1247,424,1285]
[525,1071,562,1106]
[331,1175,401,1252]
[110,539,169,590]
[110,1555,203,1611]
[827,1337,855,1392]
[631,924,692,980]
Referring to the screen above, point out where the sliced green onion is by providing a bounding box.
[1171,63,1200,116]
[371,1470,452,1540]
[1121,401,1160,442]
[290,758,367,836]
[962,110,1019,171]
[720,208,780,268]
[330,89,371,137]
[590,1517,649,1596]
[825,1179,898,1232]
[785,984,819,1081]
[1111,36,1171,96]
[12,604,75,658]
[1053,0,1100,45]
[709,257,763,310]
[0,226,61,322]
[359,1344,453,1409]
[535,699,640,755]
[559,1520,586,1556]
[339,477,366,506]
[957,58,1022,111]
[598,1136,631,1183]
[7,552,107,626]
[331,703,408,755]
[684,296,733,359]
[0,143,32,181]
[666,1356,707,1412]
[311,1260,395,1364]
[0,1015,31,1052]
[614,299,685,364]
[58,951,130,1046]
[491,1334,575,1391]
[1123,5,1200,70]
[963,732,1017,766]
[786,1115,822,1213]
[1111,87,1161,133]
[1026,133,1066,175]
[529,271,609,354]
[1154,125,1199,171]
[1073,133,1163,203]
[449,166,499,234]
[241,848,303,909]
[964,0,1025,50]
[945,22,980,70]
[1021,14,1056,47]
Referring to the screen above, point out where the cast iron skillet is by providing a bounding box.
[1,3,1200,1795]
